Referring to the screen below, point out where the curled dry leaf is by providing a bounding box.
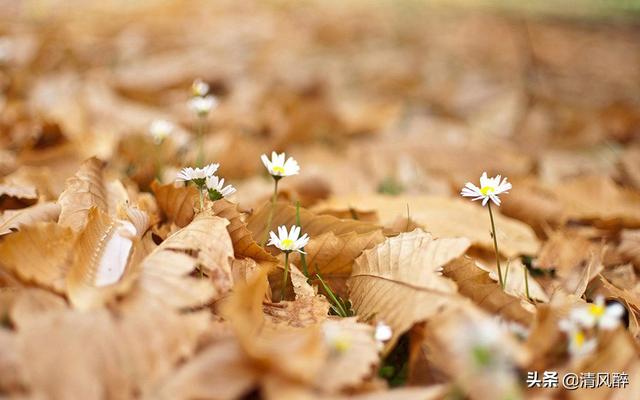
[0,182,38,210]
[57,157,130,231]
[0,222,76,293]
[66,207,147,310]
[0,202,60,236]
[348,229,470,350]
[210,198,276,262]
[133,213,234,309]
[443,257,534,326]
[151,181,197,228]
[314,194,540,258]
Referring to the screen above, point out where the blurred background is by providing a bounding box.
[1,0,639,210]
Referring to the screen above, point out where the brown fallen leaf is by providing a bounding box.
[0,222,76,293]
[151,181,197,228]
[348,229,470,350]
[132,213,233,309]
[314,194,540,258]
[0,202,60,236]
[0,182,38,210]
[443,257,535,326]
[210,198,276,262]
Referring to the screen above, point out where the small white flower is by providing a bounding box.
[175,163,219,185]
[191,78,209,97]
[267,225,309,253]
[189,95,217,117]
[559,319,598,358]
[461,172,512,206]
[569,296,625,331]
[148,119,174,144]
[322,322,351,354]
[374,321,392,350]
[205,175,236,200]
[261,151,300,178]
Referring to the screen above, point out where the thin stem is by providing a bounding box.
[281,251,290,302]
[198,186,205,212]
[263,177,279,246]
[295,201,309,278]
[196,115,206,167]
[154,143,163,182]
[487,202,504,288]
[316,273,348,317]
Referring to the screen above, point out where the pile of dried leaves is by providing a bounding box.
[1,1,640,399]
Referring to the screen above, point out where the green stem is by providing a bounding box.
[154,144,163,182]
[263,178,279,246]
[196,115,206,167]
[316,273,348,317]
[281,251,290,302]
[487,202,504,288]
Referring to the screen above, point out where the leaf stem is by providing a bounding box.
[196,115,206,167]
[524,264,531,301]
[487,202,504,288]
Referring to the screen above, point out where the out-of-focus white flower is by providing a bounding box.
[261,151,300,178]
[205,175,236,200]
[189,95,217,117]
[569,296,625,331]
[175,163,219,186]
[559,319,598,358]
[461,172,512,206]
[267,225,309,253]
[148,119,174,144]
[322,322,351,354]
[374,321,392,350]
[191,78,209,97]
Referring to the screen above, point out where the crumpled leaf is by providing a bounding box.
[314,194,540,258]
[0,222,76,293]
[348,229,470,349]
[0,202,60,236]
[443,257,534,326]
[133,213,234,309]
[151,181,197,228]
[66,207,149,310]
[210,198,276,262]
[57,157,132,232]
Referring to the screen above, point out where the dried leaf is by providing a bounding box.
[0,222,76,293]
[314,195,540,258]
[210,199,276,262]
[348,229,470,349]
[0,202,60,236]
[443,257,534,326]
[151,181,197,228]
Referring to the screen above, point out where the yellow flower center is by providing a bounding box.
[272,166,285,174]
[281,238,294,249]
[589,304,605,318]
[480,186,495,196]
[574,331,585,347]
[333,337,351,353]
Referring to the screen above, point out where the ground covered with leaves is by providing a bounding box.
[1,1,640,399]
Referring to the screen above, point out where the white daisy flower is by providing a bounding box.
[559,319,598,358]
[189,95,217,117]
[205,175,236,200]
[461,172,512,206]
[569,296,625,331]
[322,322,351,354]
[148,119,174,144]
[191,78,209,97]
[267,225,309,253]
[175,163,219,186]
[261,151,300,178]
[374,321,392,350]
